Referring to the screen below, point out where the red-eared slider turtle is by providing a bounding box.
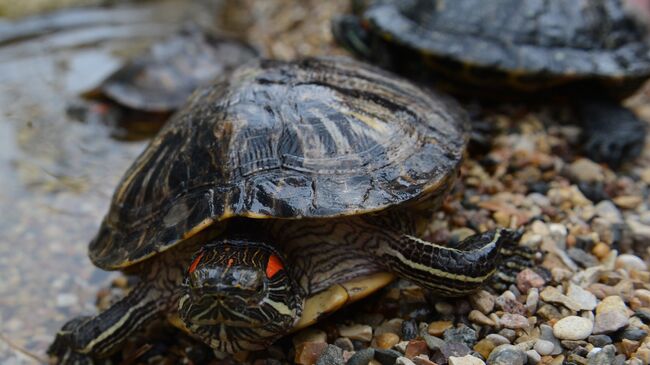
[48,57,521,363]
[333,0,650,167]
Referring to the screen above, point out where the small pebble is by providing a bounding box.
[612,195,642,209]
[634,348,650,364]
[295,342,328,365]
[376,319,404,336]
[375,333,400,350]
[346,349,375,365]
[396,357,416,365]
[500,313,529,329]
[440,342,471,359]
[567,282,598,311]
[401,320,418,341]
[444,325,477,347]
[448,354,486,365]
[566,158,604,183]
[619,327,648,341]
[405,340,428,359]
[333,337,354,352]
[525,349,541,364]
[428,321,453,337]
[412,355,437,365]
[533,339,555,356]
[339,324,373,342]
[468,310,495,326]
[315,345,344,365]
[595,200,623,224]
[593,311,629,334]
[485,334,510,346]
[560,340,587,350]
[526,288,539,313]
[596,296,628,315]
[540,286,582,311]
[375,349,402,365]
[587,344,616,365]
[421,333,445,351]
[470,290,495,314]
[486,344,527,365]
[435,301,454,315]
[587,335,612,347]
[615,254,647,272]
[553,316,593,340]
[567,247,600,267]
[473,339,495,359]
[536,304,563,321]
[498,329,517,342]
[516,269,545,294]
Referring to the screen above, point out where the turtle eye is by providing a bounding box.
[266,254,284,278]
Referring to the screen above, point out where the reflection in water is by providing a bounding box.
[0,1,220,363]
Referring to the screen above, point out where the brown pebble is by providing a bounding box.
[591,242,610,259]
[470,290,495,314]
[620,338,640,357]
[634,348,650,364]
[295,342,327,365]
[339,324,373,341]
[549,354,565,365]
[613,195,642,209]
[468,310,496,326]
[405,339,429,359]
[473,339,495,359]
[375,332,400,350]
[428,321,453,337]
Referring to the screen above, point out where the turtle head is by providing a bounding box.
[331,15,373,59]
[178,239,303,352]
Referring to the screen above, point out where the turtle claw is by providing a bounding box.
[48,317,111,365]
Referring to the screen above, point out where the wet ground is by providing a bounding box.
[0,1,350,363]
[0,1,226,363]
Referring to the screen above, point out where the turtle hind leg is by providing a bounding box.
[48,284,162,364]
[377,229,515,297]
[577,99,647,168]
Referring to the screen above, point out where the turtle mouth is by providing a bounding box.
[178,293,272,328]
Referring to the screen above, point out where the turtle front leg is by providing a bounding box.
[577,99,647,168]
[48,284,163,365]
[376,229,519,297]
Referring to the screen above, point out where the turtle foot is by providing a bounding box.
[578,100,647,168]
[48,317,112,365]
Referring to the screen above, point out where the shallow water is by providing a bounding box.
[0,1,220,363]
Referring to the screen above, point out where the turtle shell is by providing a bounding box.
[360,0,650,88]
[94,26,257,112]
[89,57,468,270]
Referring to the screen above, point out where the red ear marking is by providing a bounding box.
[227,258,234,268]
[266,254,284,278]
[188,251,205,274]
